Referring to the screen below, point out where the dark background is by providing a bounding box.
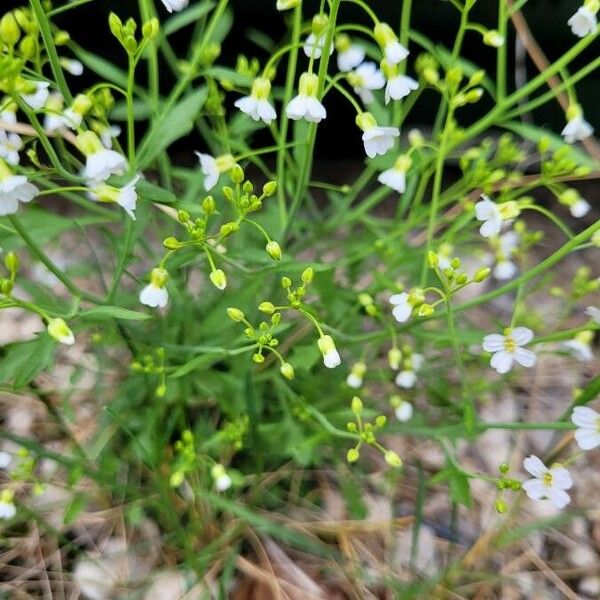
[7,0,598,158]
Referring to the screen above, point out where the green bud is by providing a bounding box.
[54,30,70,45]
[220,221,239,237]
[231,164,244,184]
[375,415,387,428]
[108,12,123,39]
[5,252,20,275]
[0,12,21,46]
[156,384,167,397]
[266,240,282,261]
[384,450,402,468]
[417,303,434,317]
[252,353,265,364]
[170,471,185,487]
[142,17,159,39]
[494,498,508,514]
[0,278,13,295]
[222,186,235,201]
[258,301,276,314]
[280,362,295,380]
[347,448,360,463]
[202,195,215,215]
[227,307,245,322]
[263,181,277,196]
[301,267,314,284]
[281,276,292,289]
[351,396,363,415]
[427,251,439,269]
[473,267,491,283]
[124,35,137,53]
[455,273,468,285]
[177,209,190,223]
[209,269,227,290]
[20,34,37,59]
[499,462,509,474]
[162,237,180,249]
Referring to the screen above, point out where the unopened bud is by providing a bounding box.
[384,450,402,468]
[227,307,245,322]
[280,362,295,380]
[266,240,282,261]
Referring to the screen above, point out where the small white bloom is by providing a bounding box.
[0,451,12,469]
[140,268,169,308]
[348,62,385,105]
[492,230,519,280]
[336,42,365,72]
[395,353,423,389]
[91,176,140,220]
[0,160,38,216]
[586,306,600,324]
[0,501,16,520]
[394,399,413,422]
[43,92,67,133]
[195,152,235,192]
[494,259,517,280]
[356,112,399,158]
[570,198,591,218]
[385,74,418,104]
[522,455,572,509]
[21,81,50,110]
[211,464,232,492]
[234,77,277,124]
[0,130,23,165]
[47,318,75,345]
[561,115,594,143]
[0,107,17,126]
[563,331,594,361]
[483,30,505,47]
[303,32,333,59]
[85,149,127,181]
[99,125,122,149]
[374,22,409,65]
[572,406,600,450]
[568,6,597,37]
[317,335,341,369]
[378,155,412,193]
[389,292,412,323]
[346,362,366,388]
[60,58,84,76]
[482,326,536,374]
[286,72,327,123]
[160,0,189,12]
[474,195,519,238]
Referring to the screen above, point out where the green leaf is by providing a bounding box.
[78,306,152,321]
[136,179,177,204]
[448,468,472,508]
[63,493,87,525]
[0,335,56,389]
[163,1,215,36]
[502,121,599,168]
[136,86,208,170]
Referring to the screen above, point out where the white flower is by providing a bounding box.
[570,198,590,218]
[60,58,84,76]
[568,6,597,37]
[374,22,409,64]
[47,318,75,345]
[474,195,519,238]
[395,353,423,389]
[43,92,67,133]
[586,306,600,324]
[522,455,573,509]
[561,115,594,143]
[0,451,11,469]
[140,268,169,308]
[378,155,412,193]
[348,62,385,104]
[389,292,412,322]
[303,33,333,59]
[336,41,365,72]
[356,112,399,158]
[234,77,277,124]
[492,230,519,280]
[211,465,232,492]
[85,149,127,181]
[563,331,594,361]
[346,362,366,388]
[195,152,235,192]
[21,81,50,110]
[99,125,122,149]
[91,176,140,220]
[160,0,189,12]
[0,107,17,125]
[286,72,326,123]
[494,259,517,280]
[394,399,413,422]
[385,74,418,104]
[0,160,38,216]
[572,406,600,450]
[482,326,536,374]
[317,335,341,369]
[0,130,23,165]
[0,501,16,520]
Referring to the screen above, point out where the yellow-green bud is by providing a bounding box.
[54,30,70,45]
[163,236,180,249]
[469,70,486,86]
[427,251,439,269]
[202,195,215,215]
[220,221,239,237]
[347,448,360,463]
[263,181,277,197]
[142,17,159,39]
[351,395,363,415]
[384,450,402,468]
[280,362,295,380]
[227,307,245,322]
[456,273,468,285]
[231,163,244,184]
[47,318,75,345]
[0,12,21,46]
[301,267,314,284]
[483,30,505,47]
[494,499,507,514]
[266,240,282,261]
[281,276,292,288]
[169,471,184,487]
[109,12,123,39]
[446,66,463,86]
[388,347,402,369]
[5,252,20,275]
[209,269,227,290]
[258,301,276,314]
[311,13,329,35]
[355,111,377,132]
[20,34,37,59]
[473,267,491,282]
[417,303,434,317]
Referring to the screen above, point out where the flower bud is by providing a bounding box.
[351,395,363,415]
[258,301,276,314]
[281,276,292,288]
[280,362,295,380]
[47,318,75,345]
[220,221,239,237]
[494,498,507,513]
[0,12,21,46]
[388,347,402,369]
[473,267,491,282]
[202,195,215,215]
[347,448,360,463]
[301,267,314,283]
[266,240,282,261]
[427,251,439,269]
[263,181,277,196]
[54,30,70,45]
[109,12,123,39]
[20,34,37,59]
[252,353,265,363]
[4,252,20,275]
[210,269,227,290]
[483,30,505,47]
[163,237,180,249]
[142,17,159,39]
[231,164,244,184]
[417,303,434,317]
[227,307,245,322]
[384,450,402,468]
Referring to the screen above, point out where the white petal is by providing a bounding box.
[574,428,600,450]
[234,96,259,120]
[511,327,533,346]
[547,487,570,509]
[395,401,413,422]
[285,95,307,120]
[395,370,416,388]
[523,455,546,478]
[550,467,573,490]
[392,303,412,323]
[304,97,326,122]
[378,168,406,193]
[522,478,547,500]
[346,373,363,388]
[572,406,600,428]
[479,218,501,238]
[514,348,536,368]
[389,292,408,306]
[482,334,505,353]
[323,349,341,368]
[490,350,513,373]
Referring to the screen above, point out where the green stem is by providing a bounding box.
[497,0,508,100]
[126,53,136,167]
